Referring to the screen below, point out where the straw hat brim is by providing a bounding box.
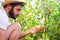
[2,1,25,6]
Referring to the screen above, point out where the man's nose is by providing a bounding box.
[18,12,20,15]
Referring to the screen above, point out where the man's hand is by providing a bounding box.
[29,27,45,34]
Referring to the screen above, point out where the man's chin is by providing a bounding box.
[12,16,18,20]
[11,17,16,20]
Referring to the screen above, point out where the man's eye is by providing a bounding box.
[17,9,21,11]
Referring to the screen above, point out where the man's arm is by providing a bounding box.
[12,22,45,39]
[19,27,45,39]
[19,30,30,39]
[0,29,6,40]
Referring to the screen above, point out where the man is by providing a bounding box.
[0,0,45,40]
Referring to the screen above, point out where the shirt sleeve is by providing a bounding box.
[0,19,8,30]
[0,10,9,30]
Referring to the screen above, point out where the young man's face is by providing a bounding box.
[9,5,22,19]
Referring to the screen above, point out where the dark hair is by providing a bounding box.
[3,2,25,8]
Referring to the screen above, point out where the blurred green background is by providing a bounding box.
[0,0,60,40]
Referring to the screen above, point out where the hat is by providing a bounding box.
[2,0,25,6]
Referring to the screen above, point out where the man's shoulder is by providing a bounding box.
[0,8,10,30]
[0,8,4,15]
[0,8,9,21]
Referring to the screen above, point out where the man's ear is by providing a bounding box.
[7,5,12,10]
